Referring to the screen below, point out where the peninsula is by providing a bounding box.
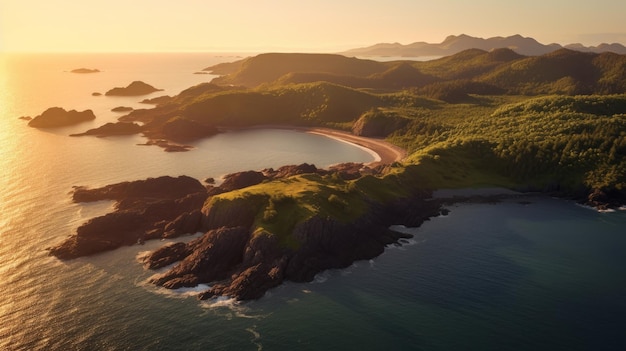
[50,49,626,301]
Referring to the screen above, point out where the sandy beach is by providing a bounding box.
[304,127,406,165]
[233,125,406,166]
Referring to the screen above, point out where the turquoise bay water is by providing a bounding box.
[1,54,625,350]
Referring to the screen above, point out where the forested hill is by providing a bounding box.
[204,49,626,97]
[84,48,626,209]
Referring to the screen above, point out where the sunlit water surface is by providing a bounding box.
[0,53,625,351]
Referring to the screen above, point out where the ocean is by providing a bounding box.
[1,53,625,351]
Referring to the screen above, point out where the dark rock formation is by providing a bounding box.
[49,176,208,259]
[50,164,442,301]
[140,139,194,152]
[27,107,96,128]
[71,175,205,203]
[92,92,102,96]
[144,242,190,269]
[151,188,441,301]
[70,122,143,137]
[105,81,162,96]
[71,68,100,73]
[584,188,626,211]
[219,170,267,192]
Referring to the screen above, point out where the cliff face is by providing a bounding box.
[145,187,442,301]
[49,176,208,259]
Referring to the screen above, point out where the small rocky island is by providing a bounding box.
[27,107,95,128]
[105,81,162,96]
[71,68,100,74]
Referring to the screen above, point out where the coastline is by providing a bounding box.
[219,124,406,166]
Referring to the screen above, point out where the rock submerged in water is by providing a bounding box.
[105,81,162,96]
[27,107,96,128]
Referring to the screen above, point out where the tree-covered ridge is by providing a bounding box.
[204,49,626,98]
[111,51,626,207]
[395,95,626,197]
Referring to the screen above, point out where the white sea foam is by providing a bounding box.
[312,271,330,283]
[575,202,617,213]
[200,295,238,309]
[246,326,263,351]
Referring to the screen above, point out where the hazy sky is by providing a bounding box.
[1,0,625,52]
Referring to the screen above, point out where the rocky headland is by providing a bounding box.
[27,107,96,128]
[105,81,162,96]
[49,162,444,301]
[70,122,143,137]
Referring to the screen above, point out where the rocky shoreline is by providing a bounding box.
[48,130,624,302]
[49,162,446,301]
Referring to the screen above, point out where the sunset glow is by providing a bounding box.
[2,0,626,52]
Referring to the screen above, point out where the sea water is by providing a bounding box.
[1,53,625,351]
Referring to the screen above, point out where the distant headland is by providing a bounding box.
[340,34,626,57]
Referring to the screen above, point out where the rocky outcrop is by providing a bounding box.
[584,188,626,211]
[27,107,96,128]
[50,164,442,301]
[146,189,442,301]
[49,176,208,259]
[112,106,134,112]
[70,122,143,137]
[105,81,162,96]
[149,226,251,289]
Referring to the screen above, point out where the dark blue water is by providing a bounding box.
[241,197,626,351]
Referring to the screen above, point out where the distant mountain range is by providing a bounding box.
[340,34,626,57]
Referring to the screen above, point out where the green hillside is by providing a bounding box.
[118,51,626,209]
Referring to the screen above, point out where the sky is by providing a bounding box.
[1,0,625,53]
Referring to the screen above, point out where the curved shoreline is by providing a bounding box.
[221,124,407,166]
